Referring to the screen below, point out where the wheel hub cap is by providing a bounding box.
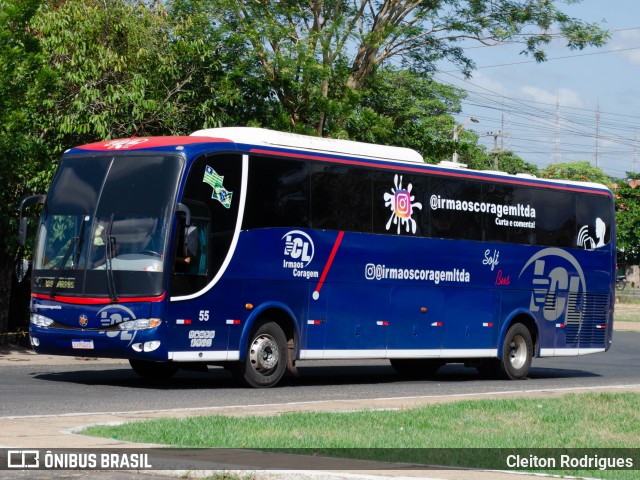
[509,335,527,370]
[250,334,279,373]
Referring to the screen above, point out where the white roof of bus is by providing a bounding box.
[191,127,611,192]
[191,127,425,164]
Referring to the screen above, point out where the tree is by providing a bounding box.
[0,0,49,334]
[540,161,611,186]
[212,0,609,135]
[465,150,540,176]
[30,0,235,151]
[614,174,640,264]
[338,67,466,158]
[0,0,236,333]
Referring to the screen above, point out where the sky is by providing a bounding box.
[434,0,640,178]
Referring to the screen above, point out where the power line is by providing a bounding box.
[435,71,639,175]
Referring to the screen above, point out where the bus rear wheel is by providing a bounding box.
[129,359,179,380]
[499,323,533,380]
[238,321,287,388]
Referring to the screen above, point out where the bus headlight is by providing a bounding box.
[118,318,162,331]
[30,313,54,327]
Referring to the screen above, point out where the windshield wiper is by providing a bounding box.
[105,213,118,302]
[74,215,89,266]
[50,215,88,299]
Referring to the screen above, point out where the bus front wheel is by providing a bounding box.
[238,321,288,388]
[499,323,533,380]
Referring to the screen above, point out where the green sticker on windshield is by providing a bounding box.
[203,166,233,208]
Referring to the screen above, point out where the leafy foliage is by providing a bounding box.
[540,161,612,186]
[339,68,466,159]
[211,0,608,134]
[0,0,236,330]
[615,174,640,264]
[468,150,540,176]
[31,0,232,149]
[0,0,48,255]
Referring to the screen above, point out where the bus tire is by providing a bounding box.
[390,359,441,378]
[499,323,533,380]
[239,321,287,388]
[129,359,179,380]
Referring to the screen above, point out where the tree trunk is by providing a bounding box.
[316,77,330,136]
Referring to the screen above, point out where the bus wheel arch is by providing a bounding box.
[500,314,539,358]
[236,306,297,388]
[479,314,538,380]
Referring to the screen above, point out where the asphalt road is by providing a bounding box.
[1,331,639,418]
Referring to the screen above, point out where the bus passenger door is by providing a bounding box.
[321,284,390,357]
[388,286,443,356]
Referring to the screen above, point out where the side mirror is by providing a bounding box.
[184,225,200,258]
[18,217,30,247]
[18,194,45,246]
[176,203,199,258]
[175,203,191,226]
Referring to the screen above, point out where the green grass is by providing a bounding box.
[84,392,640,479]
[615,310,640,323]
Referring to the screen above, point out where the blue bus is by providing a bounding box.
[20,127,615,387]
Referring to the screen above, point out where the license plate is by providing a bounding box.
[72,339,94,350]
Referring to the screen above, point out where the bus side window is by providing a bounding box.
[243,156,310,229]
[429,178,483,241]
[311,164,372,232]
[532,189,576,248]
[481,183,533,245]
[576,194,612,249]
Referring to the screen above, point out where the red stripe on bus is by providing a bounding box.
[31,292,165,305]
[314,231,345,299]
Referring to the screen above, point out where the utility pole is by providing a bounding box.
[595,101,600,168]
[634,130,638,174]
[552,96,561,164]
[488,130,503,170]
[501,112,505,152]
[452,117,479,163]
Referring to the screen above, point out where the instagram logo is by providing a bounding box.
[394,190,411,218]
[384,175,423,234]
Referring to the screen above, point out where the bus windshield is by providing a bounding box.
[32,154,183,299]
